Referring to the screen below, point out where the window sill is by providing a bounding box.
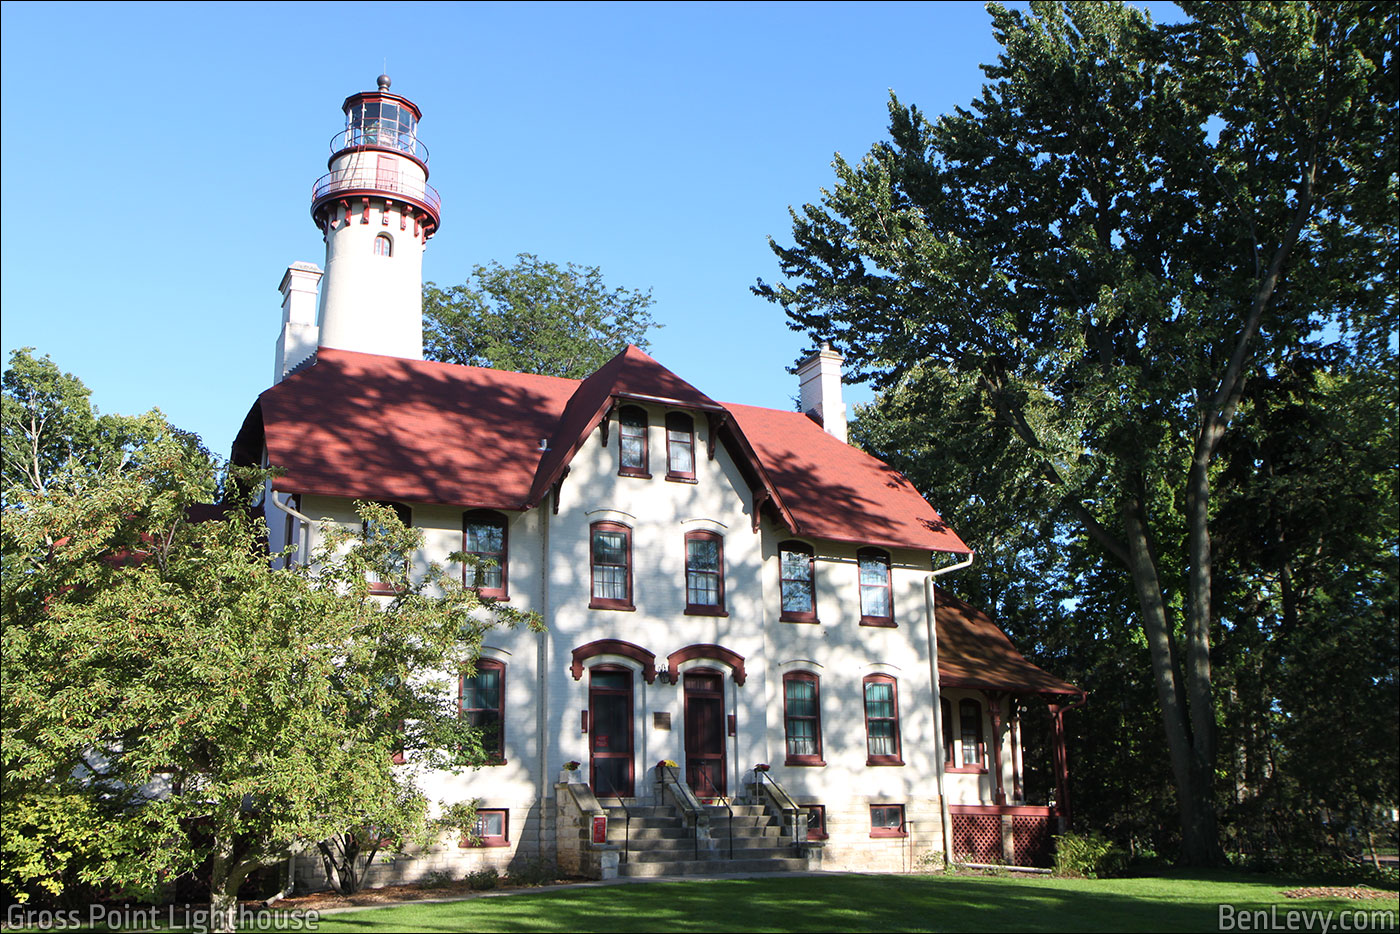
[367,582,401,596]
[462,838,511,848]
[807,832,829,841]
[784,756,826,767]
[859,617,897,628]
[780,612,819,624]
[618,469,652,479]
[666,474,698,484]
[589,600,636,612]
[946,765,987,774]
[684,606,728,617]
[471,589,509,602]
[870,828,907,839]
[866,756,905,767]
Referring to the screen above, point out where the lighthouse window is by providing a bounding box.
[374,234,393,257]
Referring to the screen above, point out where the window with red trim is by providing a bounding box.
[462,510,508,598]
[863,674,903,765]
[590,522,634,610]
[373,233,393,256]
[960,698,986,769]
[779,541,817,622]
[282,493,301,569]
[363,501,411,595]
[665,412,696,481]
[460,660,505,764]
[618,406,649,477]
[858,548,894,625]
[462,808,509,847]
[783,672,824,765]
[941,697,955,766]
[870,804,906,837]
[684,530,725,615]
[805,804,828,841]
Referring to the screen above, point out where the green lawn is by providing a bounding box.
[286,872,1399,933]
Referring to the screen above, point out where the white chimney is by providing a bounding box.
[796,342,847,443]
[274,261,323,384]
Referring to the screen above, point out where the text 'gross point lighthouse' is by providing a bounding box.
[308,75,440,366]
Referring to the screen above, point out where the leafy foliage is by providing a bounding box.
[1,436,540,927]
[1053,831,1130,879]
[424,253,659,378]
[761,1,1396,864]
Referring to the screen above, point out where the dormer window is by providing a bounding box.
[666,412,695,481]
[618,406,650,477]
[373,233,393,257]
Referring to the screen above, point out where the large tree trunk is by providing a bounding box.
[1122,495,1225,866]
[209,835,254,934]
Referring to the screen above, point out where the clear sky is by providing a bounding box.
[1,1,1176,459]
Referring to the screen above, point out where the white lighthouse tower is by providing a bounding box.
[274,76,442,382]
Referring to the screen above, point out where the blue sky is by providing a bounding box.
[1,1,1175,459]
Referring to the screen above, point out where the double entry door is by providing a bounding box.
[586,667,729,799]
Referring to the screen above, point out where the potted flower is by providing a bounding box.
[655,759,678,779]
[753,763,771,773]
[559,760,582,783]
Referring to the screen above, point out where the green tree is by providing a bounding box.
[759,1,1396,864]
[1,440,538,931]
[423,253,660,378]
[1,348,205,507]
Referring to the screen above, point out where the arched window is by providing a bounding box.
[460,659,506,764]
[858,548,894,626]
[618,405,649,477]
[863,674,903,766]
[665,412,695,480]
[373,233,393,256]
[590,521,633,610]
[684,530,725,615]
[960,698,986,768]
[462,510,508,599]
[779,540,817,622]
[783,672,824,766]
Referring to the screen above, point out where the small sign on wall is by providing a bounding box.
[653,712,672,730]
[591,815,607,845]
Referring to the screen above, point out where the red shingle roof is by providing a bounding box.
[236,346,969,554]
[934,589,1081,696]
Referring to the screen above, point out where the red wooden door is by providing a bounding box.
[589,668,633,797]
[684,670,726,797]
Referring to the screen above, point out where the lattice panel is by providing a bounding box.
[1012,815,1053,867]
[951,813,1003,862]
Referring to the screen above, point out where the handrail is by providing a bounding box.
[310,169,442,216]
[329,128,430,164]
[599,776,630,864]
[752,769,803,852]
[695,770,733,861]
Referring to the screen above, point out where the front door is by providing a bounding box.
[589,668,633,798]
[684,670,726,797]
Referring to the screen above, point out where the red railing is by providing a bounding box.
[311,169,441,217]
[329,129,430,164]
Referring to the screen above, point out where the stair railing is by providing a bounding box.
[751,767,804,853]
[600,775,631,864]
[695,769,733,860]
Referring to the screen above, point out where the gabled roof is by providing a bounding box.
[233,346,969,554]
[934,589,1081,696]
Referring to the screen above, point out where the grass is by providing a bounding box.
[277,871,1400,933]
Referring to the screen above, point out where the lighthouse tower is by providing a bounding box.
[274,76,442,382]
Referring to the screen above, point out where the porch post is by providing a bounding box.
[1049,702,1071,826]
[984,690,1006,806]
[1010,697,1023,803]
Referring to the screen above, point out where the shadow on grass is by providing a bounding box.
[293,873,1400,933]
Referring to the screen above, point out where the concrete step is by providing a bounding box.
[617,856,810,877]
[603,806,674,819]
[606,826,691,842]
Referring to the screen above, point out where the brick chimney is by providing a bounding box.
[796,342,847,443]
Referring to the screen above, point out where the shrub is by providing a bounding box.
[508,859,557,886]
[465,867,499,890]
[1053,831,1129,878]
